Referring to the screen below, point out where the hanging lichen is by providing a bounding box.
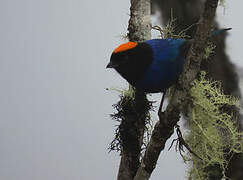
[186,71,243,180]
[108,86,153,153]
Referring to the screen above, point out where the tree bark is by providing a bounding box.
[117,1,151,180]
[134,0,220,179]
[152,0,243,179]
[152,0,241,98]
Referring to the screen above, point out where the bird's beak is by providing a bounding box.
[106,62,118,68]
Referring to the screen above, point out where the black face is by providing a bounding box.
[107,43,153,86]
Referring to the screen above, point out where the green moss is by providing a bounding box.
[187,72,243,180]
[152,9,191,39]
[108,86,153,153]
[204,43,216,59]
[106,85,135,100]
[219,0,225,6]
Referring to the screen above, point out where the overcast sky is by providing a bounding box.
[0,1,242,180]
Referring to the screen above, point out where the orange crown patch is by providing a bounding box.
[113,42,138,53]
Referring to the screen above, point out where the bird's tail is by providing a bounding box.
[182,28,232,57]
[210,28,232,37]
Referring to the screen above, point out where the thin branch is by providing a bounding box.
[134,0,220,179]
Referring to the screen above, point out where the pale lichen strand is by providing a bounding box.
[186,72,243,180]
[204,42,216,59]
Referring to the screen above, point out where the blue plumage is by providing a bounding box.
[135,39,186,92]
[107,28,230,93]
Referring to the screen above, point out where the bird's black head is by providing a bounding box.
[106,42,153,86]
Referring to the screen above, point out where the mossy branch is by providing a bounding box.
[113,1,151,180]
[109,0,242,180]
[134,0,221,179]
[187,72,243,180]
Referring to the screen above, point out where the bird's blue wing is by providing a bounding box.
[135,39,187,92]
[144,38,186,62]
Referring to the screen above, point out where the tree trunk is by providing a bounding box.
[117,0,151,180]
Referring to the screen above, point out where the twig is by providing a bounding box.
[168,125,202,161]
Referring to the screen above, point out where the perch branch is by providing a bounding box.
[134,0,219,179]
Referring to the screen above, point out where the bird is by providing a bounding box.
[106,28,231,93]
[106,28,231,111]
[107,38,188,93]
